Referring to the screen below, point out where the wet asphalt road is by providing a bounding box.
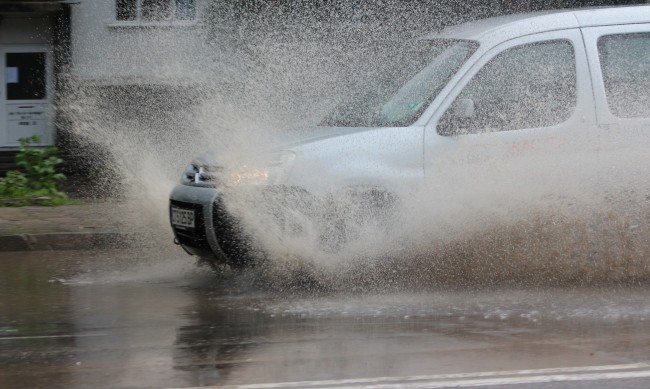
[2,249,650,389]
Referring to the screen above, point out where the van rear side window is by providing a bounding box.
[598,32,650,119]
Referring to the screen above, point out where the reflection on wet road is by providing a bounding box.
[2,249,650,388]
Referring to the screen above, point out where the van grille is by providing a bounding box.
[183,164,222,186]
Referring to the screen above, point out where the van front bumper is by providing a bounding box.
[169,184,230,263]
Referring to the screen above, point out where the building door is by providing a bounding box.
[0,46,53,148]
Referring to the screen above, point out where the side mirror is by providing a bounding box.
[437,98,475,137]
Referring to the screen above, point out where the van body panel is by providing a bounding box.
[574,6,650,27]
[430,6,650,43]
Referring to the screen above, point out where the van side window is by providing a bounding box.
[598,32,650,119]
[438,40,576,136]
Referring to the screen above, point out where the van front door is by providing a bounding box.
[0,46,53,148]
[423,29,597,210]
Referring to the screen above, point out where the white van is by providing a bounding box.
[170,6,650,268]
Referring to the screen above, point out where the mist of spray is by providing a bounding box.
[62,2,650,290]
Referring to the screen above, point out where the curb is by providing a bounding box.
[0,232,143,252]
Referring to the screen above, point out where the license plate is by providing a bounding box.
[171,206,195,229]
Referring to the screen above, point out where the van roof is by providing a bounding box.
[428,5,650,42]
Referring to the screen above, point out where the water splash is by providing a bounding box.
[61,3,650,290]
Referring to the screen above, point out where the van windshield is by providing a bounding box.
[321,39,478,127]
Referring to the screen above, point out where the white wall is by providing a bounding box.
[70,0,216,85]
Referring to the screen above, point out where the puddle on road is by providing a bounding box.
[4,249,650,389]
[5,249,650,326]
[158,278,650,327]
[253,288,650,323]
[0,248,198,287]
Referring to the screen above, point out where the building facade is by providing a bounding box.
[0,0,71,150]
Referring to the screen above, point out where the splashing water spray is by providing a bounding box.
[62,1,650,291]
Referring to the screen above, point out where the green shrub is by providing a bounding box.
[0,170,29,198]
[0,135,67,206]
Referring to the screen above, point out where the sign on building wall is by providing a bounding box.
[0,47,53,147]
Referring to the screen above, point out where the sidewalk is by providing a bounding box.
[0,202,152,251]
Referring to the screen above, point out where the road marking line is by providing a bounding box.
[170,363,650,389]
[0,333,106,341]
[339,370,650,389]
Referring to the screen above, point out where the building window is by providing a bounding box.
[116,0,196,22]
[6,53,47,100]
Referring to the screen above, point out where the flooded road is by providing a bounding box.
[2,250,650,388]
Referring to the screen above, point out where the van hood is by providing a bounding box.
[277,126,380,147]
[194,126,381,166]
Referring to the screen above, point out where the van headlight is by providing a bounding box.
[225,151,296,186]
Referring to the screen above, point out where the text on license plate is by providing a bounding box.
[171,207,195,228]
